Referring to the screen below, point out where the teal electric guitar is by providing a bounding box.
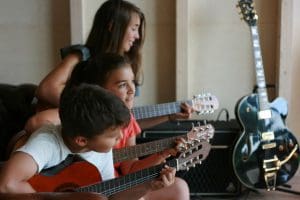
[233,0,299,191]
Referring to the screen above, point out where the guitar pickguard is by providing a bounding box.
[233,94,299,189]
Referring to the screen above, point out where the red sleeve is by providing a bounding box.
[114,114,141,149]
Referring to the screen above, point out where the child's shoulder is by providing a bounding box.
[21,124,63,149]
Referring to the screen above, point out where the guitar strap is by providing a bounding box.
[40,154,84,176]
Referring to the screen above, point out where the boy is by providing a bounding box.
[0,84,175,199]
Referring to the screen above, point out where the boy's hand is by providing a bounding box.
[150,165,176,191]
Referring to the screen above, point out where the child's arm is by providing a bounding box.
[109,165,175,200]
[35,53,81,107]
[137,102,194,129]
[0,152,38,193]
[119,136,183,175]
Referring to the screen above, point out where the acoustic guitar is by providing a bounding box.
[131,93,219,120]
[28,140,211,196]
[233,0,299,191]
[113,123,214,163]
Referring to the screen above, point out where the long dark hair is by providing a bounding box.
[85,0,145,85]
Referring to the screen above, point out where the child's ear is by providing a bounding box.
[74,136,88,147]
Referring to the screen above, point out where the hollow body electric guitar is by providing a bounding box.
[28,140,211,196]
[113,124,214,163]
[233,0,299,191]
[131,93,219,120]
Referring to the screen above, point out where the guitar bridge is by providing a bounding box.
[263,156,280,191]
[264,172,277,191]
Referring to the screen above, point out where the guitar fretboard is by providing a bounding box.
[250,26,270,111]
[131,100,192,120]
[77,159,177,196]
[113,135,182,163]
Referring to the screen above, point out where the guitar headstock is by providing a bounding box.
[237,0,257,26]
[186,124,215,142]
[192,93,219,115]
[176,140,211,171]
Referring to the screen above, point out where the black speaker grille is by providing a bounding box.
[177,147,241,196]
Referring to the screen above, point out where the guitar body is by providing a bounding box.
[26,140,211,196]
[233,94,299,189]
[28,161,101,192]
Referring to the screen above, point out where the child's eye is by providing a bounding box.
[119,83,127,88]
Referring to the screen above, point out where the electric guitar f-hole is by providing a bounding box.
[233,0,299,191]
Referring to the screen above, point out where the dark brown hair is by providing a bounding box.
[85,0,145,85]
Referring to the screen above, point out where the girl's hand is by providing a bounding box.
[169,102,194,121]
[156,137,187,163]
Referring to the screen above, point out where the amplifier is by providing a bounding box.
[138,119,242,197]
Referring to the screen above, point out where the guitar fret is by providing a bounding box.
[131,95,217,120]
[113,136,178,163]
[79,161,175,196]
[250,26,270,111]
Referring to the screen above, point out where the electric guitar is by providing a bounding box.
[233,0,299,191]
[28,140,211,196]
[131,93,219,120]
[113,123,214,163]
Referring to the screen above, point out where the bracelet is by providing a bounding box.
[60,44,91,61]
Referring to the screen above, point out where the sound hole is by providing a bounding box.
[54,183,78,192]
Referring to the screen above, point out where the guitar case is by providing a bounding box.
[139,119,243,197]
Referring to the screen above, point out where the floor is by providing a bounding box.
[190,169,300,200]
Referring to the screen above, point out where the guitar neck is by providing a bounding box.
[131,100,192,120]
[77,159,177,196]
[113,135,184,163]
[250,25,270,110]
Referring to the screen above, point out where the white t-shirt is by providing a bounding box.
[17,124,115,181]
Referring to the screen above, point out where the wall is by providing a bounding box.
[0,0,70,85]
[279,0,300,138]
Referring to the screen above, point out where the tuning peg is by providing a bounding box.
[293,152,298,159]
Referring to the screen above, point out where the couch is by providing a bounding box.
[0,83,37,161]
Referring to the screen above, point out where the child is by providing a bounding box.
[66,54,190,200]
[0,84,175,199]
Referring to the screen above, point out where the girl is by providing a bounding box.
[25,0,144,132]
[66,53,190,200]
